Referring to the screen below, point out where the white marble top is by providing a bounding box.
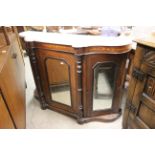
[19,31,133,48]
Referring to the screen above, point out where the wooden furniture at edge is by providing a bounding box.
[0,27,26,129]
[123,37,155,129]
[125,49,135,82]
[22,32,132,124]
[16,26,28,51]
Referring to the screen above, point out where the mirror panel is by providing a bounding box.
[46,58,71,106]
[93,62,116,111]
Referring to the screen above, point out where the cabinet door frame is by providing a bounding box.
[35,48,80,118]
[126,56,155,129]
[83,54,127,117]
[123,45,148,128]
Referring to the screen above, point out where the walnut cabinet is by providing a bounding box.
[22,32,132,123]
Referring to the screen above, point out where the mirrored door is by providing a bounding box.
[93,62,117,111]
[46,58,72,107]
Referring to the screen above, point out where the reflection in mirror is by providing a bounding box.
[93,63,116,111]
[46,58,71,106]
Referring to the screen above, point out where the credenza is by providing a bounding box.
[21,31,132,123]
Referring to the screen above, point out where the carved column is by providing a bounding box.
[26,42,48,110]
[75,54,84,123]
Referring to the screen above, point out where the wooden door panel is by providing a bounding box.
[35,49,79,115]
[0,92,15,129]
[138,101,155,128]
[0,45,25,129]
[128,61,155,128]
[123,46,147,128]
[83,54,127,117]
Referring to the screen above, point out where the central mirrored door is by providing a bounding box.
[45,58,72,107]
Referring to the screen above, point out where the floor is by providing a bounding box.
[25,56,126,129]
